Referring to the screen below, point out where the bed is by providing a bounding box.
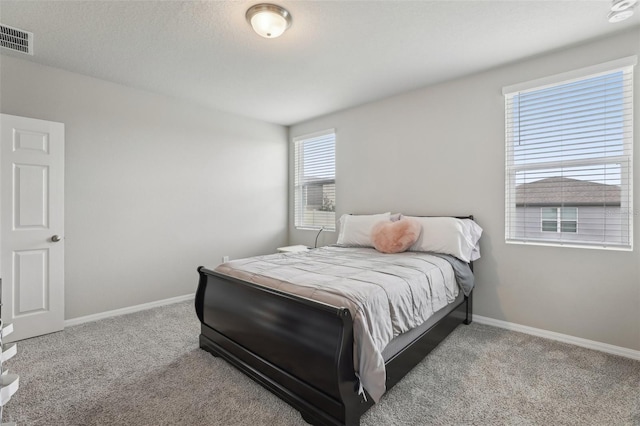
[195,215,480,426]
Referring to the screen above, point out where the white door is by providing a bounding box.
[0,114,64,342]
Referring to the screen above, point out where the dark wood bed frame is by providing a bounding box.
[195,217,474,426]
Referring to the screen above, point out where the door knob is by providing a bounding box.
[51,235,62,242]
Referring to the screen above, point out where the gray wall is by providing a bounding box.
[289,29,640,351]
[0,55,288,320]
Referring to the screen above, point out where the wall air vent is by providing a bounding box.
[0,24,34,55]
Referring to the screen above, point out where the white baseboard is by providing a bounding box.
[64,293,195,328]
[473,315,640,361]
[63,297,639,361]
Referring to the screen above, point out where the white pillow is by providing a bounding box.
[407,217,483,262]
[336,213,392,247]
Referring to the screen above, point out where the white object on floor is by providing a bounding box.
[277,245,309,253]
[1,324,13,339]
[0,374,19,406]
[0,344,16,363]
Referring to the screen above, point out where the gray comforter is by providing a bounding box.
[214,246,474,402]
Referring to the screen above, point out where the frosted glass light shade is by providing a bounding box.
[611,0,637,11]
[608,8,634,22]
[246,4,292,38]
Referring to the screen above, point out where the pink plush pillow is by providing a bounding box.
[371,218,422,254]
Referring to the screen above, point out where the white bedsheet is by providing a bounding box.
[214,246,459,402]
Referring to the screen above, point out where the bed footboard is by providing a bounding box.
[195,266,367,426]
[195,265,471,426]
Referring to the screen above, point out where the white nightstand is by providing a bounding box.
[277,245,310,253]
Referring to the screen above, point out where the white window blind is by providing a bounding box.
[504,58,635,250]
[293,130,336,231]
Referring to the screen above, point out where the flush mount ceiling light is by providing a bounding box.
[608,9,634,22]
[608,0,637,22]
[246,4,292,38]
[611,0,637,11]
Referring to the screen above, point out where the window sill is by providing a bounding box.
[505,239,632,252]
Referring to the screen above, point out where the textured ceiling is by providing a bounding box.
[0,1,638,125]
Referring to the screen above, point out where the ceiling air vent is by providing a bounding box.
[0,24,34,55]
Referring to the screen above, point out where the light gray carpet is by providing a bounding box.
[4,301,639,425]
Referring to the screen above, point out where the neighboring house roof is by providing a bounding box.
[516,177,621,206]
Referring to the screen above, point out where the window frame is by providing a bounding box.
[504,56,636,251]
[292,129,336,231]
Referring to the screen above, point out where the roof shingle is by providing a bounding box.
[515,177,621,206]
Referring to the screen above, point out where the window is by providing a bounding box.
[293,130,336,230]
[541,207,577,233]
[504,57,635,249]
